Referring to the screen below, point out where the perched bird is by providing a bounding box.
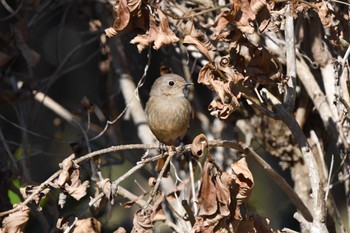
[145,73,193,173]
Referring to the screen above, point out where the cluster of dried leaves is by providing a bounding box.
[106,0,344,120]
[0,155,94,233]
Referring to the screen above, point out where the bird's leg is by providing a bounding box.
[157,142,167,155]
[177,137,186,153]
[156,143,174,176]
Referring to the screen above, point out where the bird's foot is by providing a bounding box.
[157,143,167,155]
[179,141,185,153]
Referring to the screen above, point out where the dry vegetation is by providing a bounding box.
[1,0,350,232]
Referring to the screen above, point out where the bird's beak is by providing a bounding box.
[184,81,194,86]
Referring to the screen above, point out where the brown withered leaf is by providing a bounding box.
[215,172,233,216]
[231,158,254,220]
[96,178,112,200]
[127,0,142,14]
[132,208,153,233]
[236,0,256,34]
[55,155,89,201]
[191,134,209,157]
[2,205,29,233]
[197,161,218,216]
[131,9,179,52]
[131,194,166,232]
[198,56,245,119]
[153,9,179,49]
[20,185,50,205]
[105,0,144,37]
[314,1,336,29]
[245,46,280,84]
[64,169,90,201]
[113,0,130,31]
[183,35,213,62]
[214,0,269,35]
[57,154,76,187]
[73,218,101,233]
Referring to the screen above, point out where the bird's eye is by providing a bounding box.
[168,81,174,86]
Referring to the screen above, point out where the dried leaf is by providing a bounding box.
[132,208,153,233]
[65,180,89,201]
[183,35,212,61]
[112,0,130,32]
[231,157,254,220]
[127,0,142,14]
[2,205,29,233]
[56,155,89,201]
[131,194,166,232]
[197,161,218,216]
[57,154,75,187]
[96,178,112,201]
[19,185,50,205]
[191,134,208,157]
[198,61,242,119]
[131,9,179,52]
[153,9,179,49]
[213,0,269,35]
[73,218,101,233]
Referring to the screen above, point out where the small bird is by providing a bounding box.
[145,73,193,173]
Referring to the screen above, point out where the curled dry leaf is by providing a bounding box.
[183,35,213,62]
[231,157,254,219]
[198,42,281,119]
[131,9,179,52]
[57,154,76,187]
[64,169,90,201]
[55,155,89,201]
[194,156,257,232]
[214,0,269,35]
[112,0,130,32]
[105,0,144,37]
[20,185,50,205]
[1,205,30,233]
[72,218,101,233]
[191,134,209,157]
[131,194,166,232]
[197,161,218,216]
[132,208,153,233]
[96,178,113,202]
[198,57,244,119]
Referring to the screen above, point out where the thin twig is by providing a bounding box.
[188,157,198,215]
[325,155,334,201]
[284,2,297,110]
[146,150,176,206]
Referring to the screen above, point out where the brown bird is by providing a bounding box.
[145,73,193,173]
